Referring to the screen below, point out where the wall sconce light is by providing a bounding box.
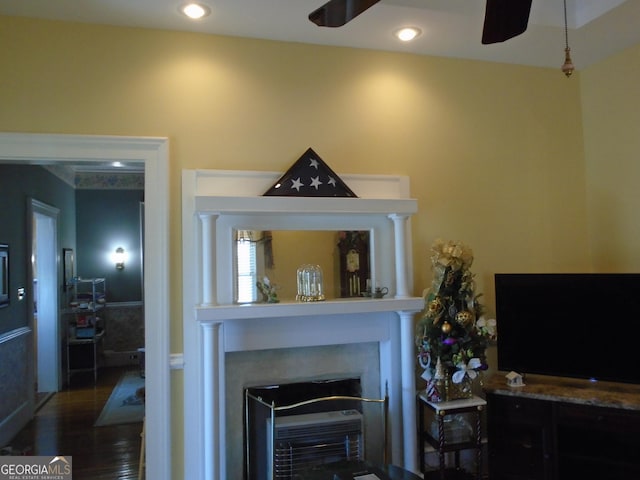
[114,247,125,270]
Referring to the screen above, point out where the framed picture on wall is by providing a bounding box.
[0,244,8,308]
[63,248,74,291]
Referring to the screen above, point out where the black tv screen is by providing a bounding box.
[495,273,640,385]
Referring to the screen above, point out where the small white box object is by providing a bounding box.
[505,371,525,387]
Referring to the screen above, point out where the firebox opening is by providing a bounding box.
[245,377,364,480]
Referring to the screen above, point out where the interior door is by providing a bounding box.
[30,199,61,393]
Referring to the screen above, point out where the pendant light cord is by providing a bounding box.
[561,0,574,77]
[563,0,569,49]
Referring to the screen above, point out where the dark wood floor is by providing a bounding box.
[8,366,144,480]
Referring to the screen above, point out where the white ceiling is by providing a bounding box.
[0,0,638,69]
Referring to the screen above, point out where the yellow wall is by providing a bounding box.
[581,43,640,271]
[0,15,612,478]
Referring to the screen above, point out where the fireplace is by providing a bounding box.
[245,377,369,480]
[181,169,424,480]
[267,409,363,478]
[234,342,389,478]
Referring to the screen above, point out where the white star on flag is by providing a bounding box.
[309,159,319,169]
[327,176,337,187]
[310,176,323,189]
[290,177,303,191]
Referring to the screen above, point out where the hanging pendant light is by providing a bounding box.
[561,0,575,77]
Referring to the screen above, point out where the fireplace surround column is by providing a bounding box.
[198,213,218,306]
[399,310,418,472]
[201,321,224,479]
[390,213,419,471]
[389,214,411,298]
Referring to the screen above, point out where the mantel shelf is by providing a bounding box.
[195,195,417,216]
[196,296,425,322]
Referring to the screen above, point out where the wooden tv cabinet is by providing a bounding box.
[483,373,640,480]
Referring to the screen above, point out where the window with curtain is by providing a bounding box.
[236,231,257,303]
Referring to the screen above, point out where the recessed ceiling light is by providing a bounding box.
[180,3,211,20]
[394,27,422,42]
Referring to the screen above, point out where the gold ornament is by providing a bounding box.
[455,310,474,327]
[427,298,443,314]
[441,321,452,334]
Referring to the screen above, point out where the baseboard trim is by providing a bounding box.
[0,400,31,448]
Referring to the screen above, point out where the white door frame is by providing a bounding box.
[29,199,61,393]
[0,133,171,480]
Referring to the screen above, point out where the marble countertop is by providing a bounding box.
[483,372,640,411]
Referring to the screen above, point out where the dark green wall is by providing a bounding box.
[0,165,76,334]
[0,166,143,334]
[75,189,143,302]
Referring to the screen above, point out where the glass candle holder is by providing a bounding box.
[296,264,325,302]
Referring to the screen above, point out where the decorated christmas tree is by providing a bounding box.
[416,239,496,402]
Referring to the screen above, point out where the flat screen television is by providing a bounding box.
[495,273,640,385]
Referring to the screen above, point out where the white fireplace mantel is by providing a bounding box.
[181,169,425,480]
[196,297,423,322]
[197,297,424,354]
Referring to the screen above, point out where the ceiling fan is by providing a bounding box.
[309,0,533,44]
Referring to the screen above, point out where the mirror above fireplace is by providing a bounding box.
[195,192,417,306]
[232,229,372,303]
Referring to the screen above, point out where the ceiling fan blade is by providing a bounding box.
[309,0,381,28]
[482,0,532,44]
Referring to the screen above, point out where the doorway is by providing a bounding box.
[0,132,171,480]
[29,199,61,396]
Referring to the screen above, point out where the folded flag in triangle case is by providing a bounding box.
[263,147,357,197]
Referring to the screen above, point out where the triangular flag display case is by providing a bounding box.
[263,148,357,197]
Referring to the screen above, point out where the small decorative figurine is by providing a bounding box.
[505,371,525,387]
[256,276,279,303]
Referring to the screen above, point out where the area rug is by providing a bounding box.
[94,371,145,426]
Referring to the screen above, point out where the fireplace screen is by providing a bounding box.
[269,410,363,479]
[244,379,387,480]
